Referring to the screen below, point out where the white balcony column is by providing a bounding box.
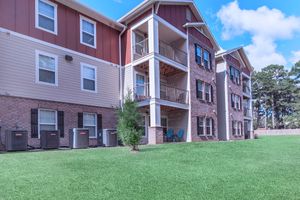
[148,17,159,54]
[149,58,161,127]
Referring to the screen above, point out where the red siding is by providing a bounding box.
[190,28,214,49]
[0,0,120,64]
[158,5,197,33]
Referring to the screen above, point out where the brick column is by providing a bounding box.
[148,127,163,144]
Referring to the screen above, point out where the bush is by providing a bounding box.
[117,91,142,151]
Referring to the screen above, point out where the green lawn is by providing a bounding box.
[0,136,300,200]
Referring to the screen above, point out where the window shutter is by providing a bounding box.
[211,85,214,103]
[231,94,234,108]
[197,117,199,136]
[97,114,103,136]
[196,80,199,98]
[31,109,38,138]
[195,44,199,64]
[57,111,64,137]
[78,113,83,128]
[212,118,215,136]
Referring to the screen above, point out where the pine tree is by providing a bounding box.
[117,91,142,151]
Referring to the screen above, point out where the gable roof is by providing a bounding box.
[118,0,219,50]
[216,47,254,72]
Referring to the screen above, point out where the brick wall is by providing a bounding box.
[189,33,218,142]
[0,95,117,148]
[225,56,244,140]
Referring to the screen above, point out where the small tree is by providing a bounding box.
[117,91,142,151]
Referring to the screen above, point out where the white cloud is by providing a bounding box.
[290,51,300,64]
[217,0,300,70]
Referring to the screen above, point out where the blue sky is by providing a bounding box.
[79,0,300,70]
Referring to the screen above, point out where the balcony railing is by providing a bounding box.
[160,84,188,104]
[133,38,149,61]
[243,85,251,95]
[133,83,188,105]
[159,41,187,66]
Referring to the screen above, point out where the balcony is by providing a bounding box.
[133,83,188,105]
[133,38,149,61]
[159,41,187,66]
[243,84,251,96]
[133,39,187,66]
[160,84,189,104]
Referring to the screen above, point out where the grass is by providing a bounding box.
[0,136,300,200]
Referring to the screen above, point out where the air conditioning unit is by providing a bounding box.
[5,130,28,151]
[40,130,60,149]
[69,128,89,149]
[103,129,118,147]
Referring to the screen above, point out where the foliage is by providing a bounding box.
[117,91,142,151]
[252,61,300,129]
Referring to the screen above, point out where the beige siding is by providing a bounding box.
[0,32,119,108]
[123,65,133,96]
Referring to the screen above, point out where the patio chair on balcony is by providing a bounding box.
[165,128,175,142]
[176,129,184,142]
[176,93,185,104]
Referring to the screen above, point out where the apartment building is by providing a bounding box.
[216,47,254,140]
[0,0,253,148]
[0,0,123,147]
[120,0,220,144]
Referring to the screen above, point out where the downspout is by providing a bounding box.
[119,25,127,110]
[222,54,230,141]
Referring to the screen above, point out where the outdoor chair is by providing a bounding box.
[165,128,175,142]
[176,129,184,142]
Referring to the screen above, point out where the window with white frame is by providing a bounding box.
[195,44,202,65]
[197,117,214,136]
[36,0,57,34]
[203,50,211,70]
[81,64,96,92]
[205,83,212,102]
[238,122,243,136]
[80,16,96,48]
[136,74,146,97]
[36,51,57,85]
[139,116,146,136]
[206,118,213,136]
[83,113,97,138]
[39,109,57,137]
[232,121,242,136]
[231,93,241,110]
[196,80,204,100]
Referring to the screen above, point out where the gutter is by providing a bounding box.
[119,26,127,110]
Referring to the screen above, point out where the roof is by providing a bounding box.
[55,0,125,31]
[118,0,220,51]
[216,47,254,72]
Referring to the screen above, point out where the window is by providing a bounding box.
[80,16,96,48]
[206,118,214,136]
[136,74,146,97]
[197,117,204,136]
[196,80,204,100]
[83,113,97,138]
[81,64,96,92]
[203,50,211,70]
[39,109,57,137]
[139,116,146,136]
[205,83,212,102]
[232,121,242,136]
[35,0,57,34]
[195,44,202,65]
[186,8,192,22]
[229,66,241,85]
[161,117,168,135]
[36,51,58,85]
[231,93,241,110]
